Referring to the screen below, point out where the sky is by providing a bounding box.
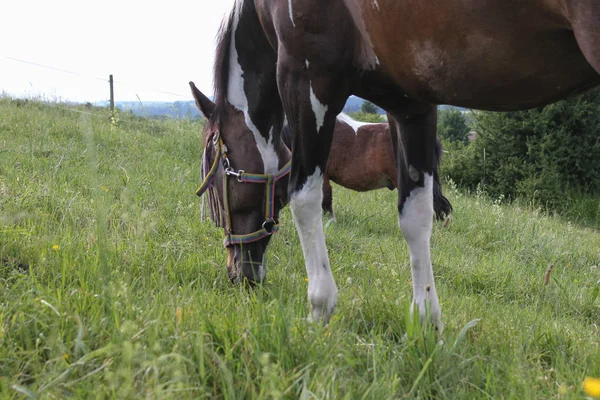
[0,0,236,102]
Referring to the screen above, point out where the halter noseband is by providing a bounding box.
[196,129,291,248]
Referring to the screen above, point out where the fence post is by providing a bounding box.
[109,74,115,115]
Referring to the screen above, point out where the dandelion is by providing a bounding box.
[583,377,600,397]
[305,278,309,283]
[52,244,60,251]
[100,185,109,192]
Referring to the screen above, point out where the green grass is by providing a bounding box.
[1,98,599,399]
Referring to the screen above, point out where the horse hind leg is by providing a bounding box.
[390,117,451,220]
[392,105,443,331]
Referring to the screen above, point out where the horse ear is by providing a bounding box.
[189,81,215,118]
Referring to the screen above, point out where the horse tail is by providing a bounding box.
[433,138,452,220]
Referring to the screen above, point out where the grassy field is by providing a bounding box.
[1,98,599,399]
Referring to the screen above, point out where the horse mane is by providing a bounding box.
[212,3,238,125]
[202,0,246,227]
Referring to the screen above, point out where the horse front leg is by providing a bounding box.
[392,105,443,331]
[277,58,349,324]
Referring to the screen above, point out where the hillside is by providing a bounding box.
[94,95,382,119]
[92,97,467,119]
[1,98,599,399]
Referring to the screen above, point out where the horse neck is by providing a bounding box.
[225,0,285,173]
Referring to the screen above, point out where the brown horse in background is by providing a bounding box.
[192,0,600,329]
[281,113,450,220]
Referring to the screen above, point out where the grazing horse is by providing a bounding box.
[281,113,451,220]
[193,0,600,328]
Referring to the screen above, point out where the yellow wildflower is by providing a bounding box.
[305,278,309,283]
[176,307,182,325]
[52,245,60,251]
[583,377,600,397]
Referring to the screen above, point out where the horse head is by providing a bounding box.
[190,81,290,284]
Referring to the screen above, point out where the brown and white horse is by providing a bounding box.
[193,0,600,328]
[281,113,451,220]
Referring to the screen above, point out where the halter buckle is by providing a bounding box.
[236,170,245,182]
[224,167,243,179]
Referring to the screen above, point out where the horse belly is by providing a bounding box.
[358,0,600,110]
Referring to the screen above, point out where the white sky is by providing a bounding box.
[0,0,235,102]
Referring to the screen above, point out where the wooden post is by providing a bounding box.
[109,74,115,114]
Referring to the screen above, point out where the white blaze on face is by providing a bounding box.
[226,14,279,174]
[309,82,328,134]
[336,112,375,135]
[290,167,338,322]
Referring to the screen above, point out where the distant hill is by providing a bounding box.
[94,96,461,119]
[94,95,383,119]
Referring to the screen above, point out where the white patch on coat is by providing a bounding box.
[398,174,443,330]
[309,82,328,134]
[336,112,375,134]
[227,21,279,174]
[372,0,380,10]
[290,167,338,323]
[288,0,295,26]
[305,59,310,69]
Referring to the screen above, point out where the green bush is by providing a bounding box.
[441,89,600,224]
[437,108,470,143]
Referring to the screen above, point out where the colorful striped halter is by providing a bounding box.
[196,129,291,248]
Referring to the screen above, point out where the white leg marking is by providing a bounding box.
[226,21,279,174]
[398,174,442,329]
[309,82,328,134]
[288,0,295,27]
[290,167,338,323]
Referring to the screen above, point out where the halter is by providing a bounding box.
[196,128,291,248]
